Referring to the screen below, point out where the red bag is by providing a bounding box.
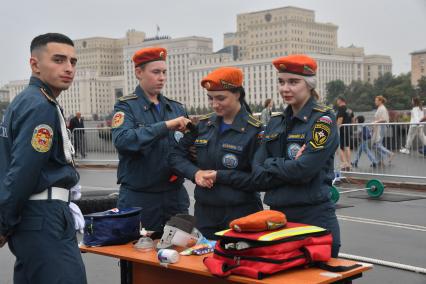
[204,222,340,279]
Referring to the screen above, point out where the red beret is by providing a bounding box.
[201,67,243,91]
[229,210,287,232]
[272,54,317,76]
[132,47,167,67]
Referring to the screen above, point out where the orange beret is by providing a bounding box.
[201,67,243,91]
[132,47,167,67]
[229,210,287,232]
[272,54,317,76]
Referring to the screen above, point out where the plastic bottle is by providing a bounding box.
[157,249,180,264]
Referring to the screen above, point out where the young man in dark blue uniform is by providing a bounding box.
[252,55,341,257]
[169,67,263,239]
[112,47,191,232]
[0,33,87,283]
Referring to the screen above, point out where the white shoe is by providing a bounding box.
[399,148,410,154]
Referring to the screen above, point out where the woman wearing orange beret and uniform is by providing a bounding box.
[252,55,341,256]
[169,67,263,239]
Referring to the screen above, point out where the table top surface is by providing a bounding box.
[80,243,372,284]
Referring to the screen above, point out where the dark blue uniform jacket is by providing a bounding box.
[169,107,262,206]
[0,77,79,236]
[252,97,338,207]
[112,85,187,192]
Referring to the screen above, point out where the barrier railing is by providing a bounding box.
[73,123,426,181]
[336,122,426,181]
[72,128,118,163]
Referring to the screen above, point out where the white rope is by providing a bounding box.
[339,253,426,274]
[56,104,75,164]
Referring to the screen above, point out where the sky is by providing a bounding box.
[1,0,425,86]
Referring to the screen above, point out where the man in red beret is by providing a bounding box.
[111,47,192,232]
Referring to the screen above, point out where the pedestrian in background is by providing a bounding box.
[336,96,354,170]
[372,95,393,165]
[351,115,378,168]
[400,96,426,154]
[260,98,273,126]
[69,111,86,158]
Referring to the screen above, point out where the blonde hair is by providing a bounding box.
[311,89,320,100]
[376,95,387,104]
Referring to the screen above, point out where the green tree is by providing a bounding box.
[325,80,346,105]
[416,76,426,101]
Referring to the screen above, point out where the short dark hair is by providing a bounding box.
[356,115,365,123]
[30,33,74,53]
[336,96,346,102]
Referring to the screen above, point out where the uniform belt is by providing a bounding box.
[29,187,70,202]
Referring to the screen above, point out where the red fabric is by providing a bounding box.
[204,223,332,279]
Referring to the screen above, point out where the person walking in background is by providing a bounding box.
[260,98,273,126]
[372,95,393,165]
[69,111,86,158]
[351,115,378,168]
[400,96,426,154]
[335,96,354,170]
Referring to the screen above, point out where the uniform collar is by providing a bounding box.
[135,85,172,112]
[29,76,57,103]
[285,97,315,123]
[206,106,249,133]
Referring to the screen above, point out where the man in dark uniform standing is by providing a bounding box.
[112,47,191,232]
[69,111,86,158]
[0,33,87,283]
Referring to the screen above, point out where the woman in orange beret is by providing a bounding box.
[252,55,341,257]
[169,67,263,239]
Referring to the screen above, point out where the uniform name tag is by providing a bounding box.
[195,139,208,145]
[288,133,305,140]
[222,143,243,152]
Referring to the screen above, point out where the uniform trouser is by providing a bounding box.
[117,184,190,232]
[271,201,341,258]
[8,200,87,284]
[194,200,263,240]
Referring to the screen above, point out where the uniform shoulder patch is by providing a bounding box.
[247,114,262,128]
[199,112,215,121]
[111,111,125,128]
[309,119,331,149]
[118,95,138,102]
[31,124,53,153]
[312,104,332,113]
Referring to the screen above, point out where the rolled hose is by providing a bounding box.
[339,252,426,274]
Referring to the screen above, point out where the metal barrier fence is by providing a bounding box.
[337,122,426,181]
[72,128,118,163]
[72,123,426,181]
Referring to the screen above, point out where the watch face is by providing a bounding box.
[265,13,272,22]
